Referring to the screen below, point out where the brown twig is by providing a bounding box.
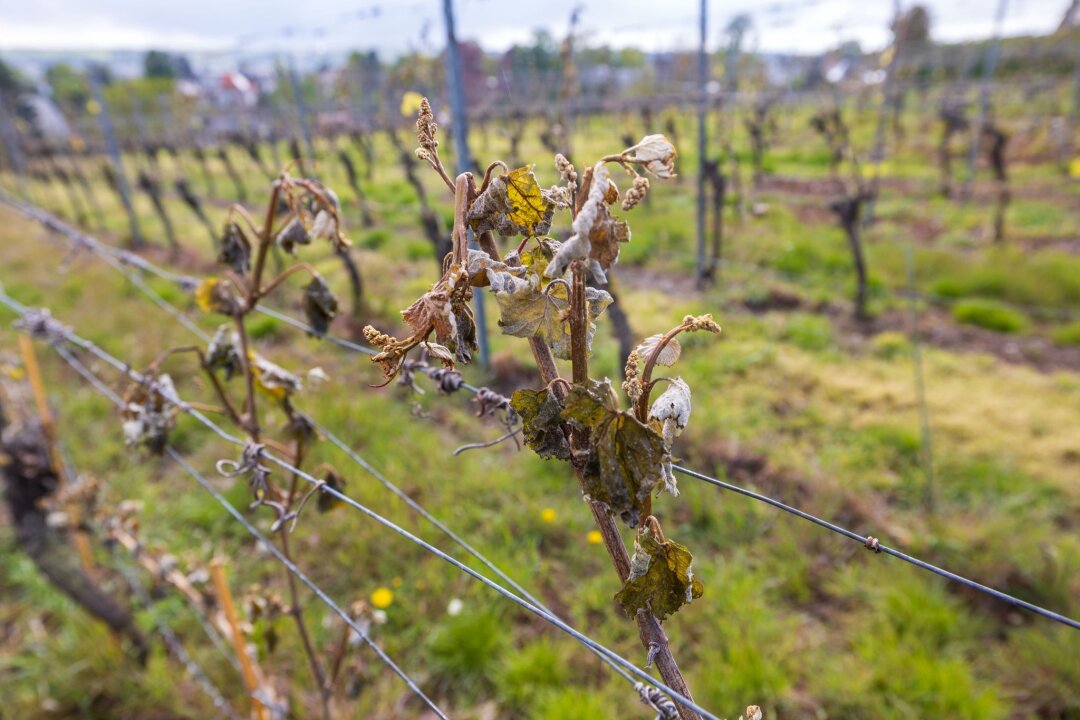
[635,321,691,422]
[569,263,589,385]
[232,314,259,439]
[451,174,472,264]
[257,263,320,300]
[249,179,283,301]
[414,114,702,718]
[278,525,330,720]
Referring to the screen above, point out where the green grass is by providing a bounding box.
[1052,320,1080,347]
[951,299,1028,333]
[1,88,1079,719]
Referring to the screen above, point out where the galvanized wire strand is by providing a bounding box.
[5,203,648,694]
[48,348,245,695]
[167,449,451,720]
[39,209,639,690]
[111,552,243,720]
[8,193,573,662]
[306,416,638,690]
[251,304,375,356]
[95,251,212,343]
[903,239,936,514]
[0,300,449,720]
[8,201,1080,695]
[54,344,244,675]
[670,464,1080,631]
[4,197,196,288]
[2,297,717,720]
[187,428,719,720]
[12,175,1079,327]
[4,277,1080,637]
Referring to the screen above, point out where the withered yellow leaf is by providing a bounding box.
[504,166,553,237]
[468,167,554,238]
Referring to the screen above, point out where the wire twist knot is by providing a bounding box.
[14,307,71,344]
[636,682,679,720]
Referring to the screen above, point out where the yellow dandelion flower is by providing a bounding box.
[370,587,394,609]
[861,161,890,180]
[587,530,603,545]
[1069,157,1080,179]
[540,508,557,523]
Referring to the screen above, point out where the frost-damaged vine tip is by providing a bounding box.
[365,98,719,628]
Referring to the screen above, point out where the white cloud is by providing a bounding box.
[0,20,231,51]
[0,0,1070,57]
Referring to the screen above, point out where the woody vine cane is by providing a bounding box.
[363,98,720,720]
[126,174,354,719]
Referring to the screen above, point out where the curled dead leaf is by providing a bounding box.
[301,276,338,337]
[635,334,682,367]
[219,222,251,274]
[546,164,630,283]
[614,528,702,621]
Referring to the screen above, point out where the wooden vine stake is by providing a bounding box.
[210,557,269,720]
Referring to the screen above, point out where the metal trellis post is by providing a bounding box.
[963,0,1008,200]
[88,71,144,248]
[443,0,490,369]
[696,0,710,288]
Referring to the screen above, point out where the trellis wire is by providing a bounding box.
[2,298,719,720]
[55,343,244,677]
[46,368,245,706]
[8,197,717,412]
[51,209,647,690]
[670,464,1080,631]
[168,449,450,720]
[19,310,450,720]
[52,333,661,716]
[4,189,1080,710]
[111,550,243,720]
[903,240,936,514]
[5,246,1078,636]
[12,193,626,686]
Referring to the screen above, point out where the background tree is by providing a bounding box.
[46,64,90,111]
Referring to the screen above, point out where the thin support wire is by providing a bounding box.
[56,345,244,675]
[111,552,243,720]
[11,197,650,697]
[4,283,1080,637]
[7,301,717,719]
[42,336,448,720]
[671,464,1080,631]
[96,251,211,342]
[168,449,450,720]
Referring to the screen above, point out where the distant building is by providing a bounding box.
[213,71,259,107]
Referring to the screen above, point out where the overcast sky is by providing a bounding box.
[0,0,1069,58]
